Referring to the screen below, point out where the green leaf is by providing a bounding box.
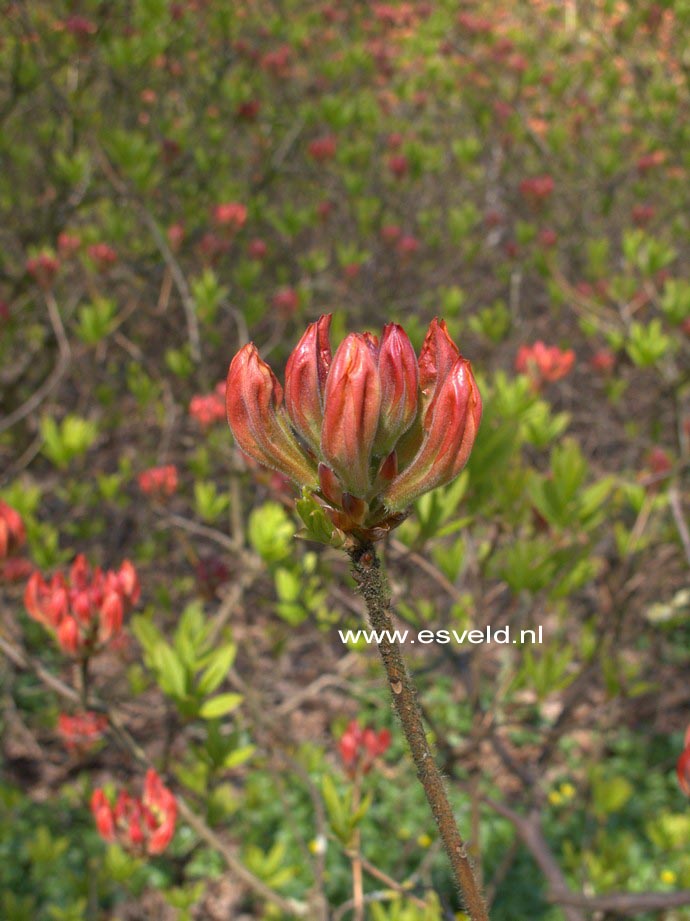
[199,693,243,719]
[157,645,189,700]
[197,644,237,696]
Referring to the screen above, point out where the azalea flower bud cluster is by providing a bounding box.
[338,719,392,777]
[24,554,140,657]
[226,316,482,541]
[91,769,177,856]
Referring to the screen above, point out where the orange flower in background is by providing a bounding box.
[24,554,140,658]
[189,382,226,429]
[212,201,248,232]
[515,341,575,390]
[91,769,177,856]
[138,465,179,497]
[226,316,481,541]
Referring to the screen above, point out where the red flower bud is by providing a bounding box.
[226,343,319,487]
[91,790,115,840]
[99,592,124,643]
[321,334,382,497]
[384,357,481,512]
[285,315,332,452]
[117,559,140,605]
[374,323,418,455]
[57,616,81,656]
[225,316,481,539]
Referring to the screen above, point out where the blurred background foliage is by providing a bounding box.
[1,0,690,918]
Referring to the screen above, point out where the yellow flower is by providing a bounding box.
[660,869,677,885]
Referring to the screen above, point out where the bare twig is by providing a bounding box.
[93,146,201,364]
[0,290,71,434]
[348,543,489,921]
[669,485,690,566]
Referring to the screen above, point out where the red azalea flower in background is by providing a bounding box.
[637,150,666,174]
[0,501,26,560]
[87,243,118,273]
[590,349,616,374]
[338,719,392,777]
[0,558,33,583]
[632,203,655,227]
[24,554,140,658]
[62,15,97,40]
[388,154,409,179]
[58,711,108,754]
[272,287,299,316]
[236,99,261,120]
[26,252,60,289]
[519,174,555,206]
[138,465,179,497]
[538,228,558,248]
[212,201,248,233]
[57,232,81,258]
[646,447,673,476]
[91,769,177,855]
[396,234,420,258]
[308,135,337,162]
[189,382,226,429]
[167,222,185,252]
[515,341,575,390]
[380,224,402,243]
[247,238,268,260]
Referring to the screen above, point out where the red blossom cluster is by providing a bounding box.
[87,243,118,273]
[308,134,338,162]
[212,201,248,232]
[24,555,140,657]
[138,465,179,497]
[58,711,108,754]
[26,251,60,288]
[247,237,268,260]
[677,726,690,796]
[515,341,575,390]
[57,232,81,258]
[338,720,392,776]
[519,174,555,205]
[189,382,226,429]
[91,769,177,855]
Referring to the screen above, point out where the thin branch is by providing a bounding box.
[669,485,690,566]
[482,798,585,921]
[93,146,201,363]
[348,543,489,921]
[0,290,71,434]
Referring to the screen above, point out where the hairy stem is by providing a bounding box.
[348,542,489,921]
